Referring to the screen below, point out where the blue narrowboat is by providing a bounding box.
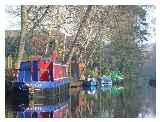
[82,78,97,87]
[99,75,112,88]
[15,59,70,94]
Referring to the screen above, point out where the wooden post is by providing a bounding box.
[10,56,13,68]
[5,57,8,69]
[7,56,9,69]
[7,56,13,69]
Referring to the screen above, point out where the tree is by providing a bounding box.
[16,5,28,69]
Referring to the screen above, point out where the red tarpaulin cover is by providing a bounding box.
[38,112,50,118]
[53,109,61,118]
[53,63,63,80]
[39,60,49,81]
[53,106,67,118]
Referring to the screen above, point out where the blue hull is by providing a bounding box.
[83,80,97,86]
[24,78,70,89]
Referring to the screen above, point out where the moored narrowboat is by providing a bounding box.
[82,78,97,87]
[14,53,70,95]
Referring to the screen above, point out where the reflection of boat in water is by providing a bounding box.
[6,78,70,118]
[6,81,29,97]
[16,102,68,118]
[101,86,125,96]
[82,84,97,95]
[14,94,70,118]
[101,86,111,91]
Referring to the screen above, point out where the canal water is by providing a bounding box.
[5,83,156,118]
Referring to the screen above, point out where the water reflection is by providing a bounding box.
[5,83,155,118]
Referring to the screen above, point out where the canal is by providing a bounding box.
[5,82,156,118]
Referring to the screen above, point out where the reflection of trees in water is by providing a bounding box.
[95,91,112,117]
[107,44,156,118]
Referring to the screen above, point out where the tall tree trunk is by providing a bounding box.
[16,5,27,69]
[86,18,105,65]
[66,5,92,64]
[16,6,50,69]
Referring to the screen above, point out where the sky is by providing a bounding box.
[5,5,21,30]
[145,6,156,44]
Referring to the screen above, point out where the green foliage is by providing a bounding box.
[133,7,149,44]
[133,25,149,44]
[5,36,20,58]
[111,71,125,79]
[111,86,125,96]
[101,63,111,76]
[86,67,99,77]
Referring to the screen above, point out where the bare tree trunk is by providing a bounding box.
[16,5,27,69]
[66,5,92,64]
[16,6,50,69]
[87,16,105,66]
